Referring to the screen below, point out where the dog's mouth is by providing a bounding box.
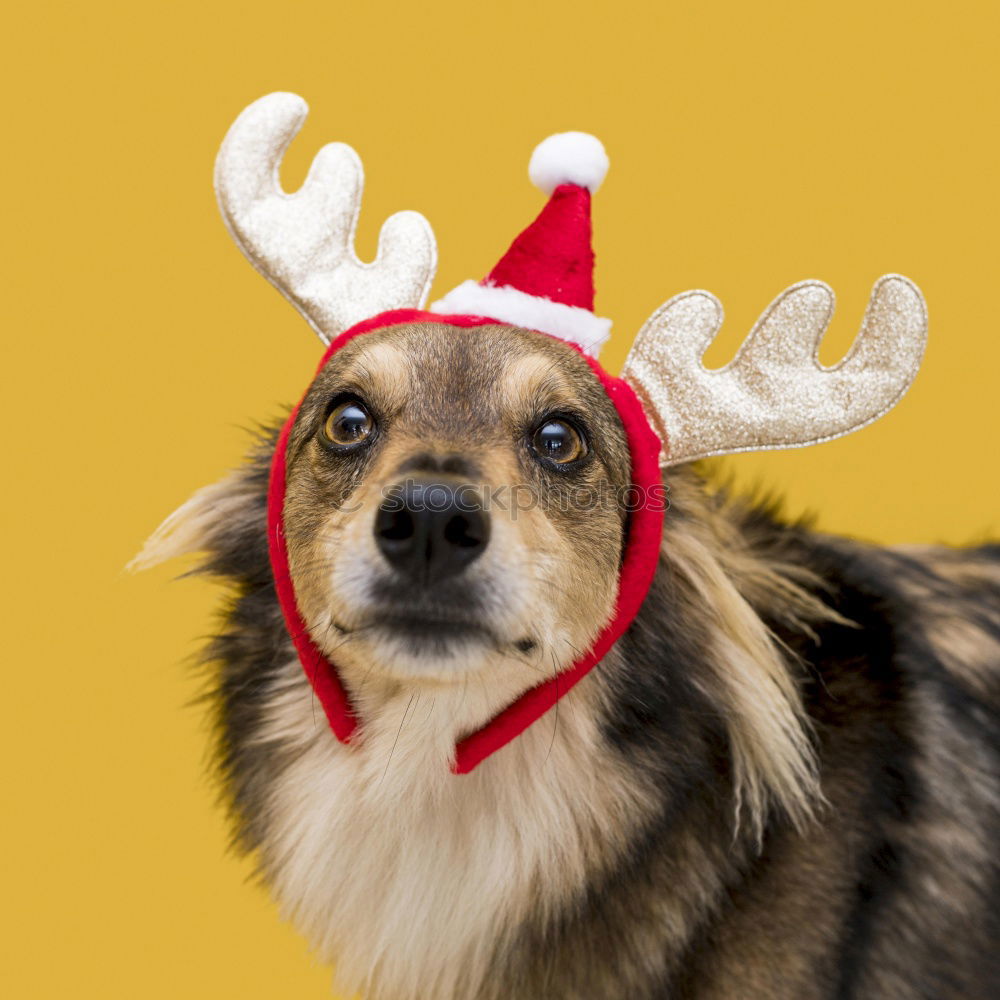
[323,571,541,668]
[331,607,536,660]
[377,613,494,644]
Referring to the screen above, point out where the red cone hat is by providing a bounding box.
[431,131,612,355]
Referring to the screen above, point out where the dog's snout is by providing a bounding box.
[374,480,490,584]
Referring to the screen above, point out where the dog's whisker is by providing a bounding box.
[378,692,417,787]
[545,648,561,765]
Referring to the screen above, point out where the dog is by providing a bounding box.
[135,95,999,999]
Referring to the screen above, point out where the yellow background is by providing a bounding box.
[3,1,997,996]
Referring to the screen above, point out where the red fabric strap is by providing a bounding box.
[266,310,665,773]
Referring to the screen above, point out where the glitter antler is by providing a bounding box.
[214,92,438,344]
[622,275,928,465]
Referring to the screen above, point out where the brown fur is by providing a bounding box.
[135,322,1000,999]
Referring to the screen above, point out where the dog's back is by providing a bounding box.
[663,535,1000,998]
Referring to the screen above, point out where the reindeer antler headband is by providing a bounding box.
[217,91,927,467]
[216,92,927,771]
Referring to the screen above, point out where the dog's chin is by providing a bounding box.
[324,613,527,683]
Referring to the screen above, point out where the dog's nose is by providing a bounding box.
[374,480,490,584]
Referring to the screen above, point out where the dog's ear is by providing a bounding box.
[127,471,257,572]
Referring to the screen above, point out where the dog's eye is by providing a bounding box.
[323,399,374,448]
[531,418,587,465]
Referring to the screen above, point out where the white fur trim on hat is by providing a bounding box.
[430,280,612,356]
[528,132,609,195]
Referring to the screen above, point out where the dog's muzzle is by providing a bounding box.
[374,479,490,585]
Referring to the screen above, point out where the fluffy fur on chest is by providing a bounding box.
[254,659,655,1000]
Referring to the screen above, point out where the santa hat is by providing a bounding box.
[430,131,613,356]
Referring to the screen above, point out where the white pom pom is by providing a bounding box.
[528,132,609,195]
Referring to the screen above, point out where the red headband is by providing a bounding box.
[267,310,665,773]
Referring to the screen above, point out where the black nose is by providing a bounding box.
[374,480,490,584]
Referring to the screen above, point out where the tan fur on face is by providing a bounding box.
[282,322,627,705]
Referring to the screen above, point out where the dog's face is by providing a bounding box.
[282,322,632,690]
